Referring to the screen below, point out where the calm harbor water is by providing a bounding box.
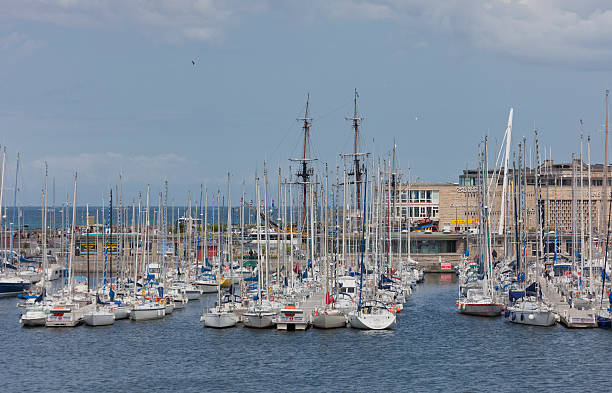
[2,275,610,392]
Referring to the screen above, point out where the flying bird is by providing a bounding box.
[192,60,195,66]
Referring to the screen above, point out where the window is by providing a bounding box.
[432,190,439,204]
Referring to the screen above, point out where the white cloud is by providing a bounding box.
[3,1,612,66]
[1,0,266,43]
[312,0,612,68]
[0,32,45,57]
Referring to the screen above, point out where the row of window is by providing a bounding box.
[461,176,612,187]
[400,190,440,203]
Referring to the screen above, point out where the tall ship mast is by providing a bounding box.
[346,89,364,210]
[290,95,316,226]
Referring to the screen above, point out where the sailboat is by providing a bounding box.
[84,296,115,326]
[201,174,238,328]
[313,166,346,329]
[244,174,275,328]
[20,168,51,327]
[346,148,396,330]
[130,187,166,321]
[457,131,505,318]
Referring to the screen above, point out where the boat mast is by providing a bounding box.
[324,164,329,309]
[289,182,294,290]
[357,164,368,312]
[277,167,282,285]
[227,173,232,299]
[588,136,593,292]
[0,147,5,264]
[499,108,513,235]
[296,95,312,225]
[346,89,363,211]
[109,188,114,300]
[86,203,90,293]
[204,188,208,269]
[580,128,585,288]
[264,164,270,295]
[535,131,543,282]
[603,90,609,237]
[42,163,48,295]
[68,173,77,299]
[255,174,262,305]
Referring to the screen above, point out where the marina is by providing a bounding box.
[3,274,612,392]
[3,100,612,339]
[3,2,612,390]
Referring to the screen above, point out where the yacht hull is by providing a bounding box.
[196,283,218,294]
[84,311,115,326]
[348,312,396,330]
[243,312,275,328]
[312,312,346,329]
[46,311,83,327]
[0,280,31,297]
[202,312,237,328]
[506,309,556,326]
[457,302,504,317]
[185,290,202,300]
[559,309,598,328]
[20,311,47,327]
[112,305,132,320]
[130,305,165,321]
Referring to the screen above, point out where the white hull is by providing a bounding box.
[196,282,218,294]
[275,307,308,331]
[559,309,598,328]
[349,311,396,330]
[185,289,202,300]
[20,311,47,327]
[112,305,132,320]
[276,321,308,330]
[457,302,504,317]
[165,302,175,314]
[506,307,556,327]
[312,312,347,329]
[243,311,275,328]
[130,305,165,321]
[84,310,115,326]
[202,311,237,328]
[46,310,83,327]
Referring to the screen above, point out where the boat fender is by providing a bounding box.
[520,313,524,321]
[511,313,515,321]
[528,314,535,320]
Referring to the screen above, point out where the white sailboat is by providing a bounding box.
[348,300,396,330]
[506,298,556,326]
[130,301,165,321]
[313,167,346,329]
[83,305,115,326]
[202,174,238,329]
[244,175,276,328]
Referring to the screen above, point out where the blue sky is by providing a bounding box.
[1,1,612,205]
